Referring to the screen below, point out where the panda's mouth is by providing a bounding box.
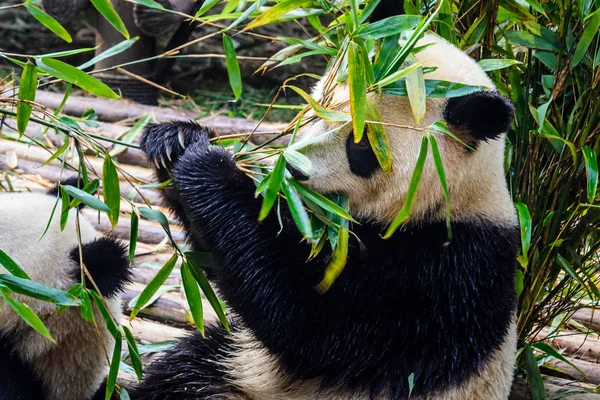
[285,162,309,181]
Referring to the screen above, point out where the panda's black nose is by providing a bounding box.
[285,162,309,181]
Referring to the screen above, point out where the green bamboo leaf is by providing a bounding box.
[259,155,286,221]
[0,274,80,306]
[283,149,313,177]
[62,185,111,212]
[521,0,547,16]
[129,212,139,262]
[89,290,119,336]
[37,58,119,99]
[226,0,267,30]
[286,85,350,122]
[123,326,143,381]
[524,345,546,400]
[383,79,488,98]
[376,61,426,88]
[405,57,426,125]
[105,331,122,400]
[223,35,242,100]
[17,62,38,136]
[255,173,272,196]
[110,115,151,157]
[476,59,522,72]
[532,342,586,378]
[41,140,69,166]
[582,147,598,203]
[25,5,72,43]
[138,208,174,242]
[0,250,30,279]
[130,254,178,320]
[79,288,94,322]
[316,227,348,293]
[281,179,312,240]
[245,0,312,30]
[365,100,392,173]
[289,180,355,222]
[68,179,99,209]
[185,252,216,269]
[0,286,55,342]
[127,285,178,311]
[60,186,70,231]
[102,156,121,227]
[358,15,421,39]
[428,121,474,150]
[573,9,600,67]
[181,262,204,335]
[130,0,165,10]
[383,136,429,239]
[90,0,130,39]
[78,38,139,70]
[514,202,531,269]
[506,31,557,51]
[348,42,367,143]
[429,135,452,240]
[195,0,220,17]
[186,257,228,331]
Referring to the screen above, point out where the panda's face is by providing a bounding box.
[290,35,516,225]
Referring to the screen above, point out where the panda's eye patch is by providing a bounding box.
[348,131,371,150]
[346,131,381,178]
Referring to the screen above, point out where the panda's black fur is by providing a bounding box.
[0,181,131,400]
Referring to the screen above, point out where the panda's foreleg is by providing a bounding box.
[0,337,45,400]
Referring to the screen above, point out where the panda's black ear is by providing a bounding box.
[443,91,514,141]
[47,176,85,197]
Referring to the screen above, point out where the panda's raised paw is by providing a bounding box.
[140,121,216,172]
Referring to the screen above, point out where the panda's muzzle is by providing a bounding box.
[285,161,309,181]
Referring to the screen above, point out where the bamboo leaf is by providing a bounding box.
[186,257,229,331]
[223,35,242,100]
[316,227,348,293]
[138,208,174,242]
[429,135,452,240]
[524,344,546,400]
[514,202,531,269]
[348,42,367,143]
[0,274,80,306]
[130,254,178,320]
[289,180,355,222]
[358,15,421,39]
[506,31,557,51]
[105,331,122,400]
[365,100,392,173]
[181,262,204,335]
[582,147,598,203]
[78,38,138,70]
[123,326,143,381]
[25,5,72,43]
[17,62,38,136]
[90,0,130,39]
[573,9,600,67]
[0,250,30,279]
[79,288,94,322]
[195,0,220,17]
[281,179,312,240]
[258,155,286,221]
[377,61,426,88]
[89,290,119,336]
[62,185,111,212]
[103,156,120,227]
[245,0,312,30]
[37,58,119,99]
[286,85,351,122]
[405,57,426,124]
[476,59,522,72]
[129,212,139,261]
[283,149,313,177]
[383,136,429,238]
[111,115,150,157]
[0,286,55,342]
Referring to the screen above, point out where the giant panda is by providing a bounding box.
[0,178,131,400]
[130,31,518,400]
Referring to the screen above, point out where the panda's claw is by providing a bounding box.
[166,144,172,162]
[154,158,161,170]
[178,131,186,149]
[160,155,167,169]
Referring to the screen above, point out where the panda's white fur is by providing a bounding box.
[0,190,128,400]
[133,31,519,400]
